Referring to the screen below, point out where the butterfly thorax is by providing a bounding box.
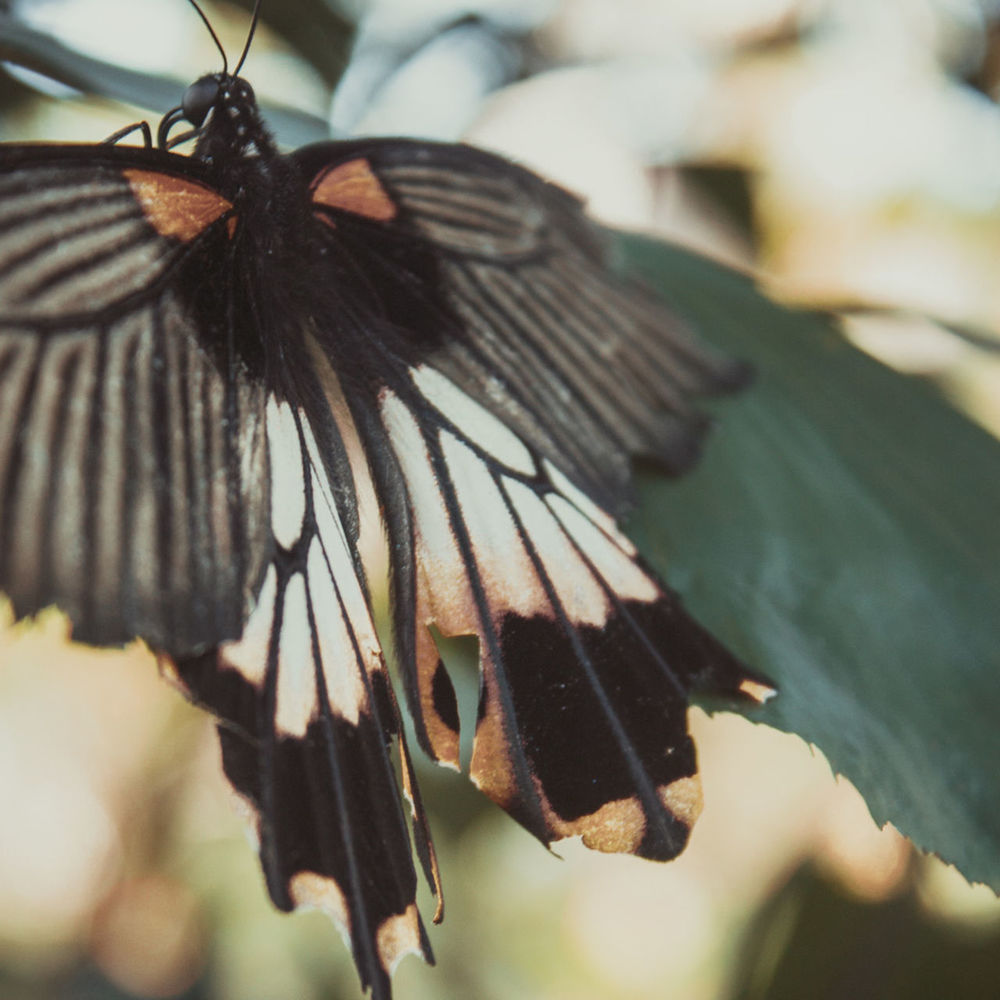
[167,72,329,374]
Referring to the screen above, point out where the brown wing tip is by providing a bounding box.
[376,904,432,976]
[563,797,650,855]
[290,871,350,927]
[659,774,704,831]
[562,775,704,858]
[291,874,432,980]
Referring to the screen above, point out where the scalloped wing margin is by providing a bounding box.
[374,365,774,860]
[161,396,439,1000]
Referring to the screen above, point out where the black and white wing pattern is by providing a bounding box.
[295,138,773,861]
[0,154,269,653]
[0,73,772,1000]
[0,146,439,1000]
[165,392,440,991]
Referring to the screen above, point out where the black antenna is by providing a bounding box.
[233,0,264,77]
[187,0,229,73]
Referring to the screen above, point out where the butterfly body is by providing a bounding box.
[0,64,773,1000]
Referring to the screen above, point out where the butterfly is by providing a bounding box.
[0,5,774,998]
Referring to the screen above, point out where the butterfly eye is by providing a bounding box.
[182,74,222,127]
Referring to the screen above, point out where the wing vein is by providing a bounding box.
[496,475,685,849]
[422,419,549,837]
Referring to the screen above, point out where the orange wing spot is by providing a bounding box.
[739,678,777,704]
[124,169,234,241]
[311,158,398,221]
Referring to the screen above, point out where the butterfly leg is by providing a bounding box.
[102,120,153,147]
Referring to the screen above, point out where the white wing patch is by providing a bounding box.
[542,458,635,555]
[218,400,383,734]
[545,493,658,605]
[221,563,278,686]
[266,397,307,549]
[438,430,546,619]
[380,372,664,634]
[307,535,366,726]
[410,364,535,476]
[381,389,476,629]
[501,475,611,625]
[300,419,381,662]
[275,572,315,737]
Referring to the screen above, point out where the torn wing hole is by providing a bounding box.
[425,627,480,770]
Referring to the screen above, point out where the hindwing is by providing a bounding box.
[297,139,773,861]
[164,394,439,997]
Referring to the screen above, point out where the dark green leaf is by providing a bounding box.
[618,234,1000,891]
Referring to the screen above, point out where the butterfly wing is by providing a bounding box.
[296,139,749,514]
[0,146,438,998]
[295,139,773,861]
[165,392,438,995]
[0,145,269,653]
[1,132,772,999]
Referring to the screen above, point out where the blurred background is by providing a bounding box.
[1,0,999,998]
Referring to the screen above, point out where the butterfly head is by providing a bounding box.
[158,71,274,164]
[152,1,272,163]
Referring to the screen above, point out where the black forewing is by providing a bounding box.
[295,137,748,519]
[0,145,269,654]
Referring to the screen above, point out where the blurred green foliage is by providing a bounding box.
[726,860,1000,1000]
